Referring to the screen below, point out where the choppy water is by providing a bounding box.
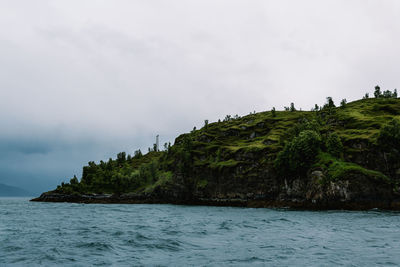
[1,198,400,266]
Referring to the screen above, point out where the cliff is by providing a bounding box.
[32,97,400,210]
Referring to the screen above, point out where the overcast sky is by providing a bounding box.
[1,0,399,193]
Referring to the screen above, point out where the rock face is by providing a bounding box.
[32,167,396,210]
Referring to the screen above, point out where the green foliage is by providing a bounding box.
[134,149,142,158]
[117,152,126,165]
[326,132,343,158]
[70,175,79,185]
[275,130,322,177]
[378,118,400,152]
[340,99,347,108]
[374,85,382,98]
[271,107,276,117]
[314,153,388,184]
[197,179,208,189]
[372,87,397,99]
[290,103,296,112]
[325,97,335,108]
[175,134,194,178]
[285,117,321,140]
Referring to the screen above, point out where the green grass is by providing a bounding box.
[143,171,173,193]
[314,153,389,184]
[210,159,241,170]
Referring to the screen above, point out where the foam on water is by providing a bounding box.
[1,198,400,266]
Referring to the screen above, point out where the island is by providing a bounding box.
[32,88,400,210]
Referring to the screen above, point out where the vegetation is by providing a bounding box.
[274,130,321,177]
[325,132,343,158]
[53,86,400,198]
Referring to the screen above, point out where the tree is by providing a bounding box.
[70,175,79,185]
[117,152,126,165]
[134,149,142,158]
[393,89,398,98]
[377,119,400,176]
[374,85,382,98]
[271,107,276,117]
[290,103,296,112]
[204,120,209,129]
[313,104,319,111]
[383,90,392,98]
[274,130,322,177]
[326,132,343,158]
[326,97,335,108]
[378,119,400,152]
[363,93,369,99]
[340,99,347,108]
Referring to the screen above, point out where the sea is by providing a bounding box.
[1,198,400,266]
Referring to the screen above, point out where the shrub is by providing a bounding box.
[326,132,343,158]
[378,119,400,152]
[374,85,382,98]
[275,130,322,177]
[271,107,276,117]
[325,97,335,108]
[340,99,347,108]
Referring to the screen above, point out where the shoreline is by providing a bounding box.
[30,192,400,211]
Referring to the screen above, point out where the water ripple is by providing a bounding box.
[1,198,400,266]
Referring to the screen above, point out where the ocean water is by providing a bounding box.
[1,198,400,266]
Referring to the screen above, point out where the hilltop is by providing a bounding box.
[32,94,400,209]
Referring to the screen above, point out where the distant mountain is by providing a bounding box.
[0,183,32,197]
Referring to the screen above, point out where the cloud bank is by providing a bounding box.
[0,0,399,193]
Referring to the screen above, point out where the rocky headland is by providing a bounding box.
[32,96,400,210]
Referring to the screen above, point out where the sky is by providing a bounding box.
[1,0,400,194]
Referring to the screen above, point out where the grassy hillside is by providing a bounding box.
[53,96,400,198]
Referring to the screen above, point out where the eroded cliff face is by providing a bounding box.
[32,170,395,209]
[34,141,398,210]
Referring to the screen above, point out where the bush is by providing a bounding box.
[326,132,343,158]
[374,85,382,98]
[378,119,400,152]
[275,130,322,177]
[271,107,276,117]
[340,99,347,108]
[326,97,335,108]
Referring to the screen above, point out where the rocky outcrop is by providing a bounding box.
[32,169,398,210]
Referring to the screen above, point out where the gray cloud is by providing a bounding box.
[0,0,399,193]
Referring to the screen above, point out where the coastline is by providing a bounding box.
[30,192,400,211]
